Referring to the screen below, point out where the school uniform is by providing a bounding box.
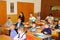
[14,32,26,40]
[29,16,36,22]
[15,22,24,33]
[41,28,51,34]
[15,22,23,28]
[10,30,17,38]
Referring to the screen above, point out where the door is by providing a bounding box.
[17,2,34,22]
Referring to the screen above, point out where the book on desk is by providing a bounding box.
[33,33,51,39]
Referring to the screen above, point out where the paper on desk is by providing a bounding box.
[33,33,51,39]
[36,26,41,28]
[55,29,60,32]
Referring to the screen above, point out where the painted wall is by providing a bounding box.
[17,2,34,22]
[0,1,7,26]
[34,0,41,13]
[41,0,60,19]
[2,0,41,23]
[6,0,41,14]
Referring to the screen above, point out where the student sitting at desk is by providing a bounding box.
[55,20,60,29]
[45,14,54,21]
[14,27,26,40]
[29,13,36,23]
[29,22,37,32]
[41,24,51,35]
[15,18,24,28]
[4,17,12,27]
[10,25,17,38]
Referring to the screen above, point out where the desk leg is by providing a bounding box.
[58,32,60,40]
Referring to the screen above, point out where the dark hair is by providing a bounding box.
[30,12,33,14]
[18,17,21,19]
[32,22,36,24]
[49,14,53,16]
[18,27,25,31]
[20,12,24,17]
[8,17,11,19]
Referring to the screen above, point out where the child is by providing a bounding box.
[29,13,36,22]
[10,25,17,38]
[4,17,12,27]
[15,18,24,28]
[29,22,37,32]
[14,27,26,40]
[41,24,51,35]
[55,20,60,29]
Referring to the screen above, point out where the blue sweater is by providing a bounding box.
[10,30,17,38]
[41,28,51,34]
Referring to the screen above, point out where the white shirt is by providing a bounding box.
[14,32,26,40]
[29,16,36,22]
[5,21,12,27]
[46,16,54,21]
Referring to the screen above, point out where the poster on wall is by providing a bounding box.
[50,6,60,11]
[10,2,14,13]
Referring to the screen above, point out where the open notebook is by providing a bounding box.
[33,33,51,39]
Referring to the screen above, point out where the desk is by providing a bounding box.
[26,30,52,40]
[0,35,11,40]
[55,29,60,40]
[2,26,58,40]
[2,27,10,35]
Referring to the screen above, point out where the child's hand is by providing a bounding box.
[19,38,22,40]
[44,32,47,34]
[17,38,20,40]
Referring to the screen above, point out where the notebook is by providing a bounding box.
[33,33,50,38]
[55,29,60,32]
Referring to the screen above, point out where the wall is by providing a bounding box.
[17,2,34,22]
[41,0,60,19]
[0,1,7,26]
[3,0,41,23]
[6,0,41,14]
[34,0,41,13]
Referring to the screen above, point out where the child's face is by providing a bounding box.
[18,30,22,34]
[8,19,11,22]
[18,19,21,22]
[10,25,15,30]
[20,13,22,16]
[48,19,52,23]
[18,28,24,34]
[58,21,60,25]
[32,24,36,27]
[45,25,49,28]
[30,14,33,17]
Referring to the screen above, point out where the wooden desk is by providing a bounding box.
[0,35,11,40]
[55,29,60,40]
[26,29,52,40]
[2,27,10,35]
[2,26,58,40]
